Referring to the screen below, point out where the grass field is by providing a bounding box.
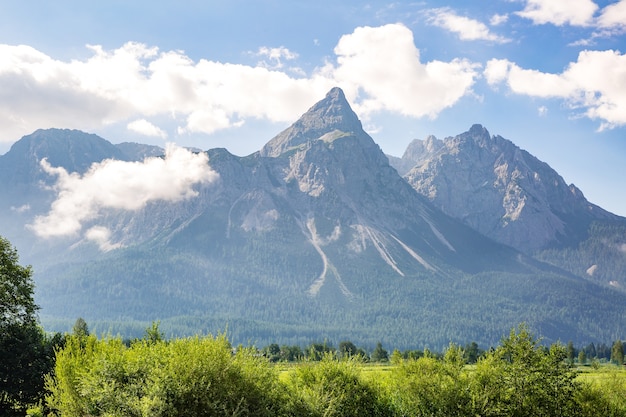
[576,364,626,383]
[277,360,626,384]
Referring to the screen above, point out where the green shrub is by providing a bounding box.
[388,344,471,417]
[285,354,391,416]
[46,334,288,417]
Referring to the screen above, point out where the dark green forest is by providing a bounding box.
[37,226,626,351]
[3,233,626,416]
[537,221,626,291]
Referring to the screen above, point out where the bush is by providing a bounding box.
[285,354,391,416]
[387,344,471,417]
[46,334,288,417]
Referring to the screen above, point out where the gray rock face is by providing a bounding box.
[4,90,626,347]
[260,87,363,157]
[115,142,165,161]
[393,124,618,253]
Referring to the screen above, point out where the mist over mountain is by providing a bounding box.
[1,89,625,349]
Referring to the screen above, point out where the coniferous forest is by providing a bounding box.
[2,235,626,416]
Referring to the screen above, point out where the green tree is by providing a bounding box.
[371,342,388,362]
[144,321,163,344]
[470,324,581,417]
[338,340,358,358]
[566,340,576,365]
[463,341,483,364]
[578,349,587,365]
[610,340,624,365]
[263,343,281,362]
[0,236,37,326]
[71,317,89,338]
[279,345,302,362]
[0,236,48,415]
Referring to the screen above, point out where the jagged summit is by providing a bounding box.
[260,87,363,157]
[393,124,620,254]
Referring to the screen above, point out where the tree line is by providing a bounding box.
[1,234,626,416]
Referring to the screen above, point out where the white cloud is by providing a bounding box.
[10,204,30,213]
[28,144,218,239]
[127,119,167,139]
[597,0,626,30]
[485,49,626,129]
[0,24,480,145]
[490,13,509,26]
[332,24,480,118]
[426,8,510,43]
[254,46,298,69]
[538,105,548,116]
[515,0,598,26]
[84,226,122,252]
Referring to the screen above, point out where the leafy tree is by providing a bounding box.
[390,349,403,365]
[306,342,333,361]
[566,340,576,365]
[71,317,89,338]
[338,340,358,358]
[0,235,50,415]
[610,340,624,365]
[463,341,483,364]
[144,321,163,344]
[578,349,587,365]
[279,345,302,362]
[263,343,281,362]
[0,237,37,326]
[371,342,388,362]
[470,324,581,417]
[584,342,596,359]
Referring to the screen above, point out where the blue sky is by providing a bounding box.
[1,0,625,216]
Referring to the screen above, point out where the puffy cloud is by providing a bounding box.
[0,24,479,145]
[332,24,480,118]
[0,42,331,143]
[425,8,511,43]
[515,0,598,26]
[28,144,218,240]
[127,119,167,138]
[597,0,626,30]
[485,49,626,129]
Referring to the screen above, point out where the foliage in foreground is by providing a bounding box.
[45,325,626,417]
[0,235,65,416]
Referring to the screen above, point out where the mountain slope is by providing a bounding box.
[390,124,626,290]
[398,124,619,252]
[2,91,626,348]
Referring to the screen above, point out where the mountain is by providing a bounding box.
[0,129,125,194]
[2,90,626,349]
[390,124,626,290]
[115,142,165,161]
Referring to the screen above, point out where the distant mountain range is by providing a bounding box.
[1,88,625,349]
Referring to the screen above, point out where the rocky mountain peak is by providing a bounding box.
[402,135,443,162]
[260,87,363,157]
[0,128,125,186]
[396,125,619,253]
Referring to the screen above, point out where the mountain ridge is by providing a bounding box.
[1,88,625,348]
